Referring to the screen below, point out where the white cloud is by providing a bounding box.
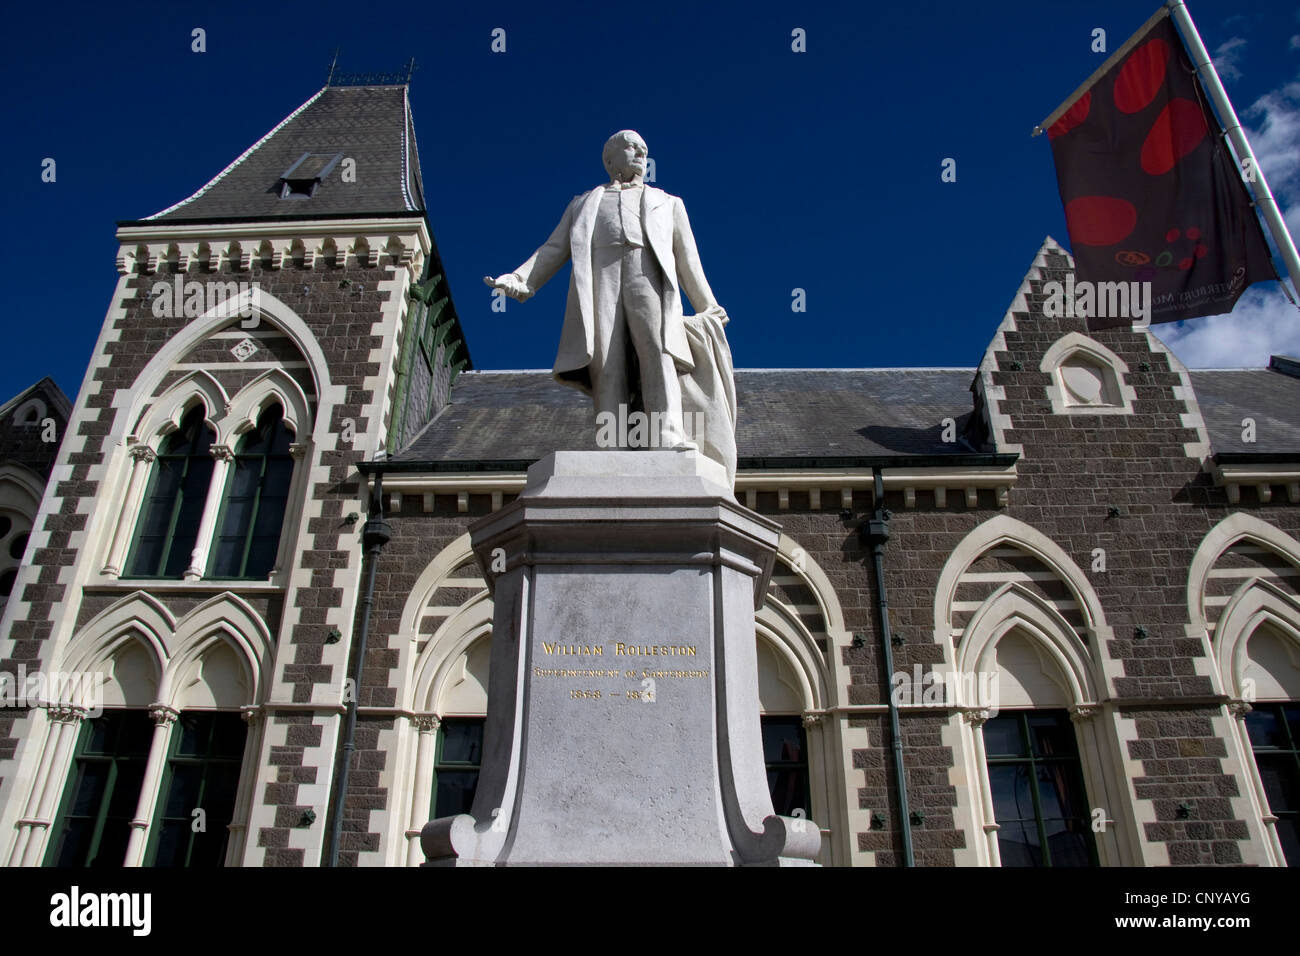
[1213,36,1248,82]
[1243,79,1300,197]
[1154,285,1300,367]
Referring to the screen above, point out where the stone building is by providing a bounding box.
[1,79,1298,867]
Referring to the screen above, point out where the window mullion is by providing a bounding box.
[238,452,268,577]
[155,455,187,576]
[87,755,120,866]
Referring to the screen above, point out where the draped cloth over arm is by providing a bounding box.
[680,307,737,488]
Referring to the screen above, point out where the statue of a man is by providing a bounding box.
[486,130,733,463]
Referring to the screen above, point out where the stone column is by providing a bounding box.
[1228,699,1285,865]
[962,708,1000,866]
[185,444,234,580]
[224,707,261,866]
[407,715,441,867]
[12,705,87,866]
[421,450,819,866]
[124,705,178,866]
[102,445,156,576]
[269,441,311,579]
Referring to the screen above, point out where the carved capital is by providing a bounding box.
[241,706,262,726]
[149,704,180,726]
[414,714,441,733]
[961,708,991,728]
[45,703,88,724]
[129,445,157,464]
[288,442,309,460]
[209,444,235,462]
[801,712,825,729]
[1069,705,1100,723]
[1227,700,1253,719]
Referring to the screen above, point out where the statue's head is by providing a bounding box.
[602,130,648,183]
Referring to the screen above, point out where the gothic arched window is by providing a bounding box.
[208,405,294,579]
[126,406,215,578]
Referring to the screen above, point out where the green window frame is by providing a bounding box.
[761,716,811,818]
[145,711,248,867]
[430,718,484,819]
[207,404,294,580]
[124,405,215,579]
[982,710,1098,867]
[45,709,154,867]
[1243,701,1300,865]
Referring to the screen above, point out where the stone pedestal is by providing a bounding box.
[421,450,819,866]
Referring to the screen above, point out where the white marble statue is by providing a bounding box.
[486,130,737,482]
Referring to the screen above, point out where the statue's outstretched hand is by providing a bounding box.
[484,273,533,302]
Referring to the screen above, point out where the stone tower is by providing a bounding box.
[0,80,469,867]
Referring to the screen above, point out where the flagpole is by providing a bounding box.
[1167,0,1300,299]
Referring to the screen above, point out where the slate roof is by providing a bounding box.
[390,369,990,466]
[1188,364,1300,455]
[132,86,424,224]
[387,363,1300,467]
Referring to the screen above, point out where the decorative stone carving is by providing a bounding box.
[149,704,179,726]
[1227,700,1253,719]
[45,703,88,724]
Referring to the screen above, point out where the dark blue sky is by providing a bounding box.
[4,0,1298,405]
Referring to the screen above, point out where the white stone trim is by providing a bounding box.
[1143,329,1213,463]
[972,236,1069,457]
[223,368,313,444]
[378,463,1019,509]
[1186,513,1300,636]
[933,513,1108,640]
[132,369,229,442]
[1214,578,1300,702]
[118,219,430,280]
[1039,332,1137,416]
[1211,463,1300,506]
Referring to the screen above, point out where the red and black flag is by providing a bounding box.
[1041,7,1276,328]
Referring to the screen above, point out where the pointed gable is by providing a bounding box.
[134,85,424,224]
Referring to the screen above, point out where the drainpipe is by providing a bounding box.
[860,467,915,867]
[324,470,391,867]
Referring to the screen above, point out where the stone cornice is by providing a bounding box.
[115,217,431,276]
[373,462,1019,514]
[1210,461,1300,504]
